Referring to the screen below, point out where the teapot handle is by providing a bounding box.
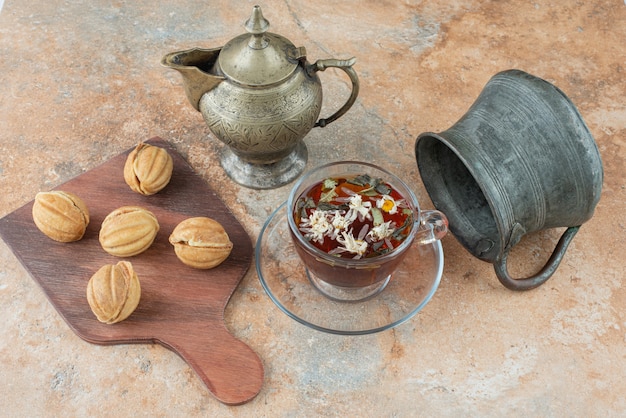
[493,226,580,291]
[309,57,360,127]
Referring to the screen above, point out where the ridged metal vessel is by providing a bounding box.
[416,69,603,290]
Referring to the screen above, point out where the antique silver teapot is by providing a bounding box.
[162,5,359,189]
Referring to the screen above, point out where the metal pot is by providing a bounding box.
[162,5,359,189]
[415,69,603,290]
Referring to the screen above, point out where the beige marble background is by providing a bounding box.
[1,0,624,416]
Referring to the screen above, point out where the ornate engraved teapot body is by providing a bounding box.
[162,5,359,189]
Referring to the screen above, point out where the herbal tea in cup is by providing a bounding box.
[287,161,448,302]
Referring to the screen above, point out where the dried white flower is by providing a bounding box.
[299,209,331,244]
[329,210,353,239]
[347,193,372,222]
[336,229,368,258]
[377,195,400,215]
[367,221,395,241]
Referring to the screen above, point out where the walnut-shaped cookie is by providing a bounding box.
[169,217,233,269]
[32,190,90,242]
[99,206,159,257]
[124,142,173,195]
[86,261,141,324]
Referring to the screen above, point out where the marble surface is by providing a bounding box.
[1,0,624,416]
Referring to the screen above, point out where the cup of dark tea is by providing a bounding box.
[287,161,448,302]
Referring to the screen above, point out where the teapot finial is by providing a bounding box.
[245,5,270,49]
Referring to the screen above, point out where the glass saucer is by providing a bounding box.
[255,202,444,335]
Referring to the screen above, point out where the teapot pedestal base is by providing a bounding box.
[220,142,308,189]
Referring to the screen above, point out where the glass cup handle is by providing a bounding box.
[415,210,448,245]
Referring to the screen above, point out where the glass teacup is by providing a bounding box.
[287,161,448,302]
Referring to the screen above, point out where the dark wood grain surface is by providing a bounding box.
[0,137,263,405]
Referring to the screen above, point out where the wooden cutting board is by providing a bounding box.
[0,137,263,405]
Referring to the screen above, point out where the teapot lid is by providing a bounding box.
[218,5,303,86]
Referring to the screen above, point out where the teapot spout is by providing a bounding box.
[161,47,225,111]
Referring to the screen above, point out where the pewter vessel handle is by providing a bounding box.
[309,57,359,127]
[494,226,580,291]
